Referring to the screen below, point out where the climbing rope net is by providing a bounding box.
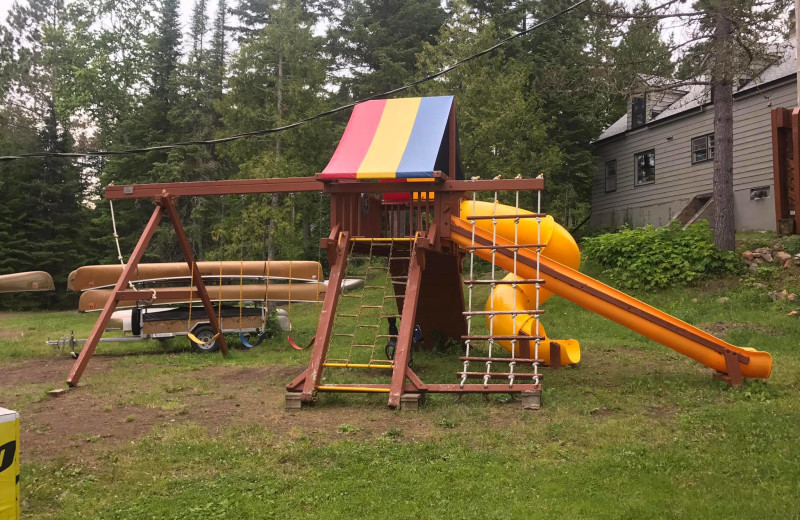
[324,237,413,371]
[462,179,544,389]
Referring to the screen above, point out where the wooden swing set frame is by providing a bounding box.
[67,171,545,414]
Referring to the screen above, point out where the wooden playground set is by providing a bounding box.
[61,96,773,409]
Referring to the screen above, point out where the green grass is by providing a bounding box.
[3,263,800,519]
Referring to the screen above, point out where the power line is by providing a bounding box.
[0,0,588,162]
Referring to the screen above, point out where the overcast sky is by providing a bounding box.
[0,0,200,30]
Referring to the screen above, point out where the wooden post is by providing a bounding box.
[388,242,424,408]
[67,205,164,386]
[160,195,228,355]
[771,108,790,231]
[300,230,351,404]
[791,109,800,233]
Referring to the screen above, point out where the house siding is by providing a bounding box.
[591,78,797,232]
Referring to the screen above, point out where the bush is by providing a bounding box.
[581,220,736,290]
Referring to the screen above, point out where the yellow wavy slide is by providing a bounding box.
[451,201,772,379]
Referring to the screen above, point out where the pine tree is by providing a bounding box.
[329,0,447,97]
[602,0,790,249]
[613,2,674,92]
[218,0,334,261]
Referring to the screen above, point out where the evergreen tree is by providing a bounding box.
[612,1,674,92]
[329,0,447,97]
[218,0,334,261]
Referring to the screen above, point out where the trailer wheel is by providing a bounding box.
[190,325,219,353]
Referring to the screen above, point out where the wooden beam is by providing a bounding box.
[792,109,800,233]
[160,195,229,355]
[387,241,424,408]
[324,178,545,194]
[67,205,164,386]
[301,231,351,404]
[106,176,322,200]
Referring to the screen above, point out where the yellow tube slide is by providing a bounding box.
[454,201,772,379]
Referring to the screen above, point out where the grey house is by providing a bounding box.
[591,45,797,232]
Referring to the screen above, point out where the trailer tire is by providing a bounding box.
[190,325,219,353]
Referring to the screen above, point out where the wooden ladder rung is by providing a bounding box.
[353,344,377,348]
[333,333,355,337]
[357,324,380,328]
[464,279,545,285]
[323,363,394,370]
[361,305,383,309]
[337,313,358,318]
[462,335,545,341]
[457,372,542,380]
[459,356,543,364]
[376,334,398,339]
[463,243,545,250]
[465,214,545,221]
[317,385,390,393]
[463,310,545,316]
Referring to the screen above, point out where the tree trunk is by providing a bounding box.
[712,4,736,251]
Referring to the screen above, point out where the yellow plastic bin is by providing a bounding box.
[0,408,19,520]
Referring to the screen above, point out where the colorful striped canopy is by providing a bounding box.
[321,96,458,180]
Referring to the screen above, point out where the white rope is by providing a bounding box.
[461,179,480,388]
[509,177,522,387]
[109,198,139,292]
[485,188,499,389]
[534,176,543,385]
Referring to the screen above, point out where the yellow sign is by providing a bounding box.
[0,408,19,520]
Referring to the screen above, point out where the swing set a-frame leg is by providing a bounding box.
[161,195,228,355]
[298,229,350,404]
[388,242,424,409]
[67,195,228,388]
[67,204,165,387]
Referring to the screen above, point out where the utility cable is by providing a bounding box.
[0,0,588,162]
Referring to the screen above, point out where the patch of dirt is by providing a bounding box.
[21,397,163,462]
[177,365,439,444]
[699,322,780,338]
[0,357,115,386]
[209,365,300,384]
[13,361,447,464]
[646,405,679,418]
[0,329,24,339]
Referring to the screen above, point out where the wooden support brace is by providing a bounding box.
[388,242,424,409]
[714,349,744,387]
[161,195,228,355]
[549,342,562,369]
[301,231,350,404]
[67,205,165,386]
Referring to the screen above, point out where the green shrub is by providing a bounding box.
[581,220,736,290]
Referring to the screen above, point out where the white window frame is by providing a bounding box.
[691,133,715,164]
[634,149,655,186]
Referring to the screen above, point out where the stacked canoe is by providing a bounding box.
[69,261,327,312]
[0,272,54,293]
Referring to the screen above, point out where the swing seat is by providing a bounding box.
[239,331,267,349]
[188,331,220,347]
[288,335,314,350]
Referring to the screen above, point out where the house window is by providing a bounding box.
[691,134,715,164]
[634,149,655,186]
[631,97,646,129]
[750,186,770,200]
[604,160,617,192]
